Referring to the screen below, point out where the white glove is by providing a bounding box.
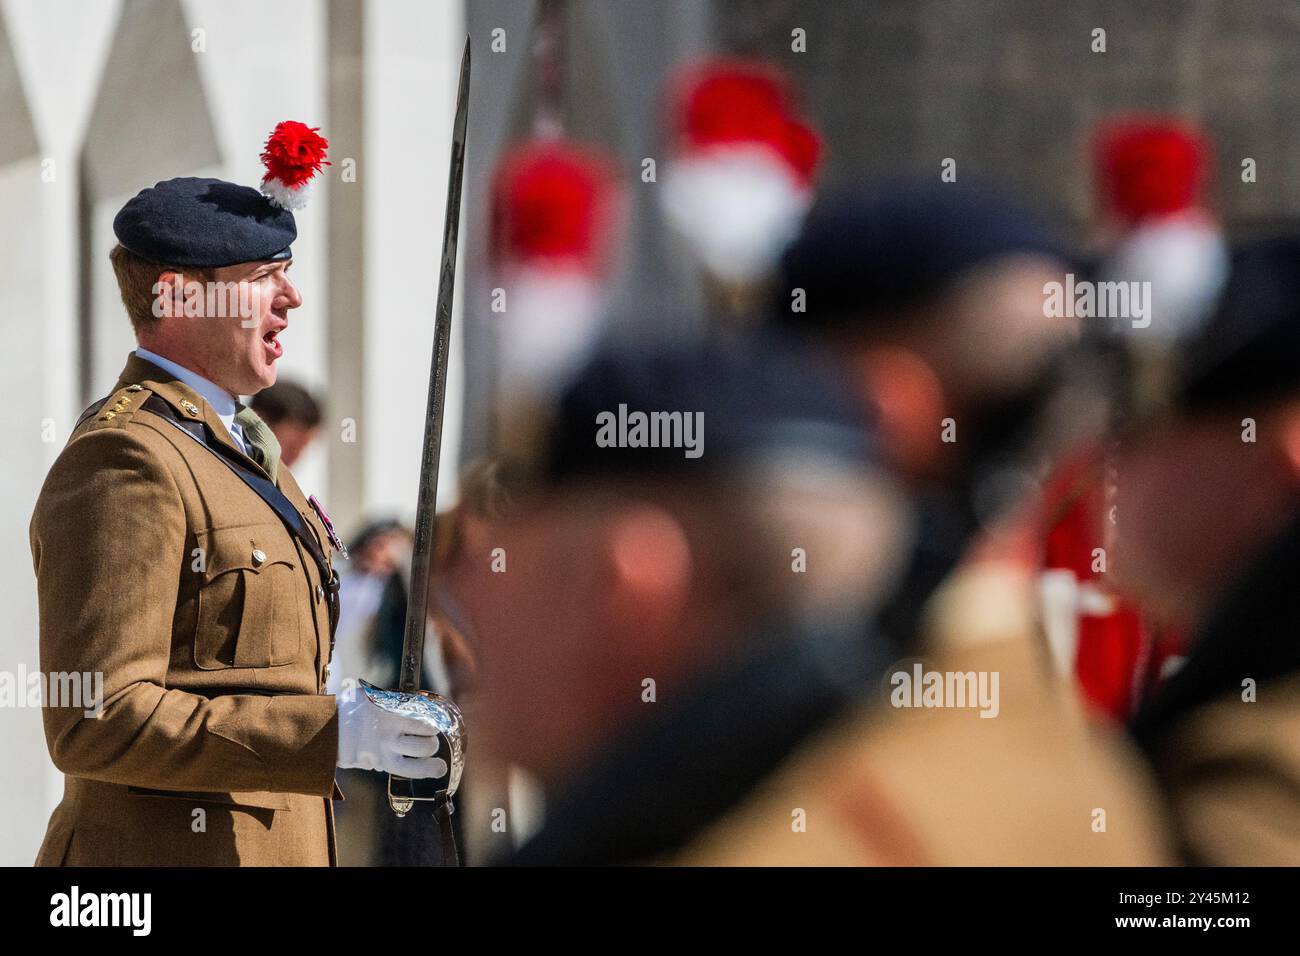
[336,690,450,779]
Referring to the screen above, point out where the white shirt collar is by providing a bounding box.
[134,347,245,448]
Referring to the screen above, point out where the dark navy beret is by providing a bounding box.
[774,182,1069,329]
[112,176,296,268]
[1180,234,1300,410]
[542,333,874,482]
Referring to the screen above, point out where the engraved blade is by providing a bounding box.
[398,37,471,696]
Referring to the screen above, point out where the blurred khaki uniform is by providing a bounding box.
[1149,680,1300,865]
[679,567,1174,865]
[31,353,341,866]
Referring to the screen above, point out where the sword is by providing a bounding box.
[361,38,471,840]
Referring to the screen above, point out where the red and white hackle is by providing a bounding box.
[1093,116,1228,341]
[259,121,330,211]
[491,139,621,396]
[661,59,822,285]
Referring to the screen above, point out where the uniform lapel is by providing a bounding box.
[200,402,273,480]
[117,352,272,480]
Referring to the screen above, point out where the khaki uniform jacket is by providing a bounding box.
[1150,678,1300,865]
[31,353,341,866]
[678,567,1175,866]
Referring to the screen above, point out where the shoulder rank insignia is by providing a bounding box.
[98,388,140,423]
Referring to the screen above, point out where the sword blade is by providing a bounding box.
[399,37,471,695]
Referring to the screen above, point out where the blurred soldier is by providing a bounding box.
[250,378,323,468]
[468,340,910,864]
[30,125,448,866]
[1116,235,1300,864]
[692,187,1175,865]
[773,184,1080,649]
[465,335,1170,866]
[1038,117,1229,722]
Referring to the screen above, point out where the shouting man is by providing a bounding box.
[31,125,448,867]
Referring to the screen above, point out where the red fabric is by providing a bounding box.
[1041,447,1151,720]
[1041,446,1109,580]
[667,59,822,185]
[260,121,330,189]
[1075,606,1145,719]
[491,140,616,268]
[1093,116,1209,225]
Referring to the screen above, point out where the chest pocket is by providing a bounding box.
[192,522,302,669]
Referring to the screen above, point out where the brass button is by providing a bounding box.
[252,548,267,566]
[181,400,200,417]
[126,384,143,392]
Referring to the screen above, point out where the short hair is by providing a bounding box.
[250,380,323,428]
[109,242,209,334]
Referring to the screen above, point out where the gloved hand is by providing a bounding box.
[336,689,450,778]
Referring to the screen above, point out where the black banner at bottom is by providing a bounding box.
[9,866,1282,941]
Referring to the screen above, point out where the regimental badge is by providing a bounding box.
[308,494,348,559]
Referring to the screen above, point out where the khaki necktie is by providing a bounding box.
[234,404,281,483]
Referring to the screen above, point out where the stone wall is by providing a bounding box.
[716,0,1300,231]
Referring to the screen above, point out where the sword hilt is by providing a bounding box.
[387,772,457,818]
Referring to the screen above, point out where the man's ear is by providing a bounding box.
[602,504,693,633]
[854,344,948,480]
[154,270,185,320]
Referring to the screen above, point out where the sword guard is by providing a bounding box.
[359,679,468,812]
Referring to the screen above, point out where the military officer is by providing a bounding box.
[771,185,1084,655]
[32,152,448,866]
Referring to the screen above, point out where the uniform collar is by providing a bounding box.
[133,347,239,421]
[116,350,261,474]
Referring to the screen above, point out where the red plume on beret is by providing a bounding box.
[490,140,617,271]
[1094,117,1210,224]
[668,59,822,187]
[260,121,330,211]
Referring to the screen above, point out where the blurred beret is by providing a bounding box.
[774,182,1068,329]
[541,333,874,484]
[113,176,296,268]
[1180,234,1300,410]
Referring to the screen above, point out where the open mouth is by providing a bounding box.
[263,328,283,358]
